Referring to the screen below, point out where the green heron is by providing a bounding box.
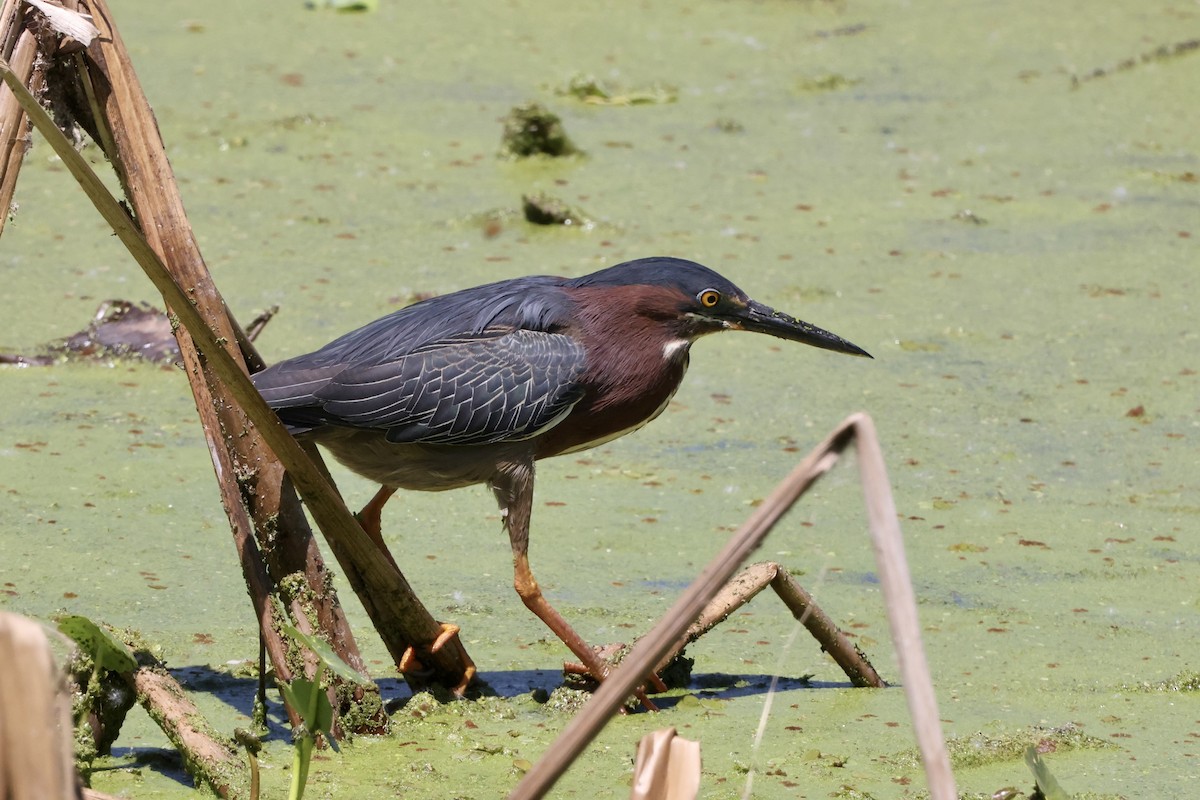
[253,256,870,692]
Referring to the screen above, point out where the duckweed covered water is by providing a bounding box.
[2,1,1197,797]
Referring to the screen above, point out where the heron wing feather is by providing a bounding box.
[292,329,586,445]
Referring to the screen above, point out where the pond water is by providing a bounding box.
[2,0,1197,797]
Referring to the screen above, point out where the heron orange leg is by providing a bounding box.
[497,463,663,709]
[358,484,476,694]
[355,485,400,571]
[513,554,662,708]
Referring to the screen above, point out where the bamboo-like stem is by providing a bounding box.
[509,413,956,800]
[127,659,249,799]
[0,0,40,238]
[0,612,83,800]
[851,413,955,797]
[653,561,884,689]
[0,27,474,696]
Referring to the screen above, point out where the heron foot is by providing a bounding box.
[399,623,477,696]
[562,643,668,703]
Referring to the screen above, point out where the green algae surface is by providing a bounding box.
[2,0,1198,797]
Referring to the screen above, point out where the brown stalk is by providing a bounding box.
[125,657,249,799]
[67,0,378,730]
[654,560,884,689]
[0,0,40,235]
[77,0,472,697]
[0,612,82,800]
[0,0,476,701]
[509,412,956,800]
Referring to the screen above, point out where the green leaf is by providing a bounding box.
[280,623,369,686]
[286,677,335,744]
[288,678,320,724]
[313,689,334,748]
[278,680,300,715]
[56,615,137,673]
[1024,746,1071,800]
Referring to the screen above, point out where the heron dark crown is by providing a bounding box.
[567,257,748,303]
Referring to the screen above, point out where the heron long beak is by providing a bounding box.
[729,300,873,358]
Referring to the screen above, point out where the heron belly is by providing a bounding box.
[309,426,518,492]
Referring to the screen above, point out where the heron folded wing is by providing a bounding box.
[311,329,587,445]
[251,365,352,434]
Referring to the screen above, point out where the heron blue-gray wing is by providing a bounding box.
[297,328,587,445]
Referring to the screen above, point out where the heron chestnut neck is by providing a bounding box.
[534,283,698,459]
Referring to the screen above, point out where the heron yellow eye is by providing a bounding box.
[698,289,721,308]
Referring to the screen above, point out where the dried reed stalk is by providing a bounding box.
[0,0,40,237]
[629,728,700,800]
[0,612,81,800]
[74,0,382,730]
[126,657,249,799]
[0,2,476,700]
[654,560,884,689]
[510,413,956,799]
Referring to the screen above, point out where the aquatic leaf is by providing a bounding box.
[1024,746,1070,800]
[289,678,334,735]
[278,678,300,716]
[57,615,136,673]
[280,622,369,686]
